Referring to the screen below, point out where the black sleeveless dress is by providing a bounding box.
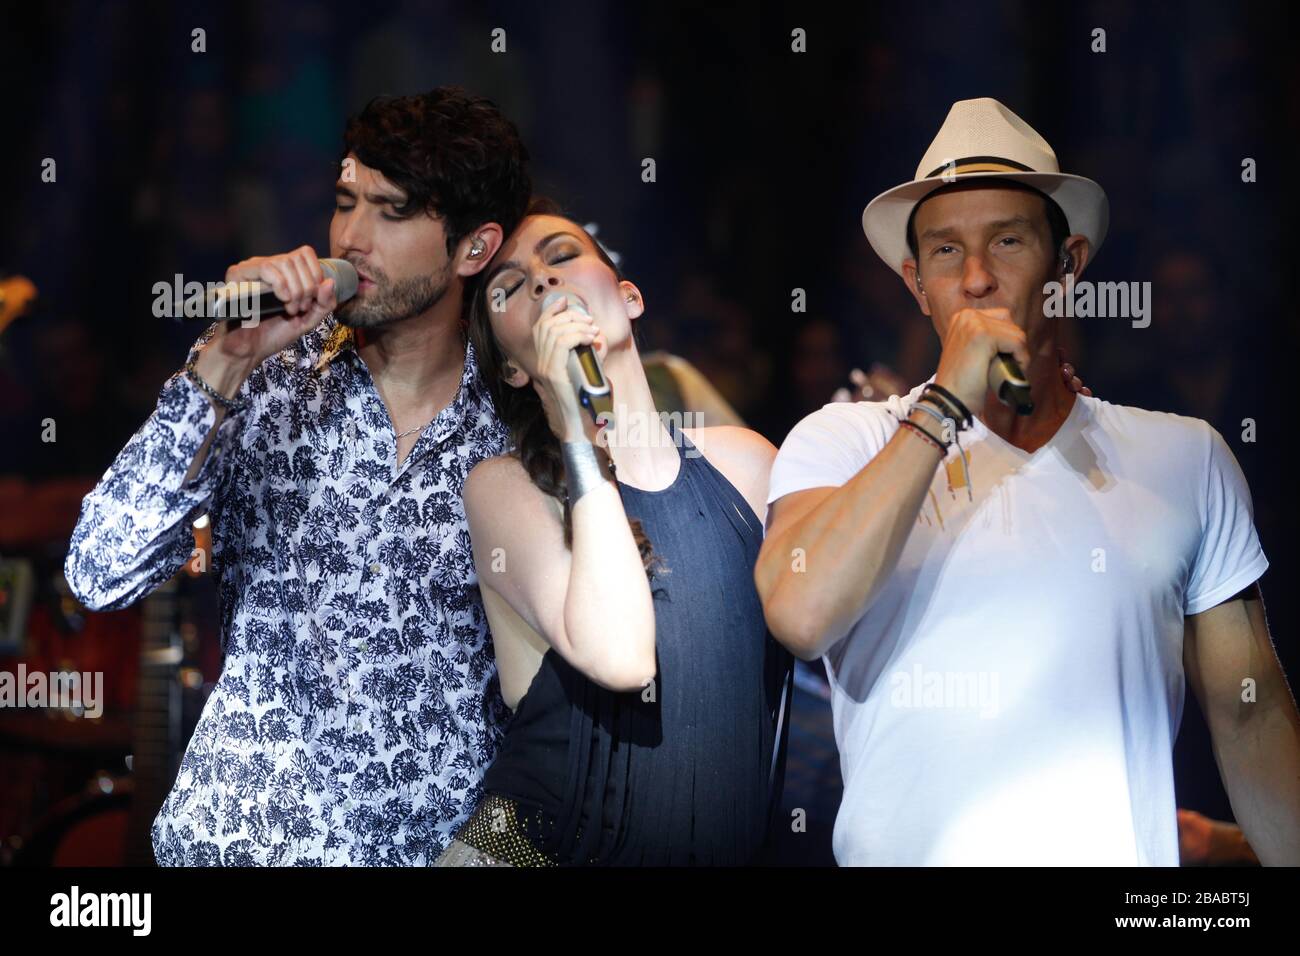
[479,424,793,865]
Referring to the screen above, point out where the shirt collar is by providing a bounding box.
[437,332,488,442]
[314,315,493,443]
[314,316,359,371]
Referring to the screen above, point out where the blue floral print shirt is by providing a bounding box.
[64,315,510,865]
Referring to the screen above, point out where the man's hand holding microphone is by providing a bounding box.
[531,292,608,447]
[928,307,1033,420]
[181,248,350,483]
[191,246,348,409]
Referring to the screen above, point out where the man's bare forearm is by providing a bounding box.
[1220,687,1300,865]
[758,408,945,659]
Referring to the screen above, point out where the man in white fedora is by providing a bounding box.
[755,98,1299,865]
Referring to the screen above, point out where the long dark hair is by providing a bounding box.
[466,197,661,576]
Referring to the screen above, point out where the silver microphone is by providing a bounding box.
[541,291,613,424]
[191,258,359,321]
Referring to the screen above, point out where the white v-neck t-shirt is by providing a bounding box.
[767,380,1267,866]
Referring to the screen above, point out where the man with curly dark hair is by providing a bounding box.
[65,87,534,865]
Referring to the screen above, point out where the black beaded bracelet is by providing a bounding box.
[921,383,972,430]
[184,358,248,415]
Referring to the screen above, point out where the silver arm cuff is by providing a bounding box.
[562,441,614,504]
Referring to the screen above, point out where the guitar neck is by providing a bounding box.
[124,575,183,866]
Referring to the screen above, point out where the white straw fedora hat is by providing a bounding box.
[861,97,1109,276]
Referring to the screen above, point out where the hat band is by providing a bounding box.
[923,156,1035,179]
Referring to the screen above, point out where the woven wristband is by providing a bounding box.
[921,383,972,430]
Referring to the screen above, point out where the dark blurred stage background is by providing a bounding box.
[1,0,1296,866]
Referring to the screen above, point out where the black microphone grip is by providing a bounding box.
[189,259,358,323]
[988,353,1033,415]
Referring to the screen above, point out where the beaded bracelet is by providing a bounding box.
[184,358,248,415]
[898,418,948,453]
[900,399,975,503]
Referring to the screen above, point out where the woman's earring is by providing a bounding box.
[469,237,487,259]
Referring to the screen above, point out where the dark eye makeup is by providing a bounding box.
[500,247,580,299]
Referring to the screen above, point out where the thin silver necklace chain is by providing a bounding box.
[394,415,436,440]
